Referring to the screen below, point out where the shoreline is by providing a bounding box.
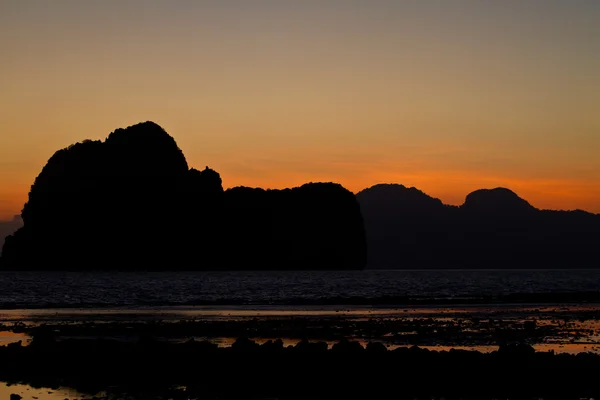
[1,291,600,310]
[1,302,599,355]
[0,301,600,319]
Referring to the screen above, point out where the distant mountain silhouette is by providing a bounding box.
[357,184,600,269]
[463,188,536,215]
[2,121,598,271]
[0,215,22,252]
[0,122,366,271]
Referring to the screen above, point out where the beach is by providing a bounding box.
[1,303,599,354]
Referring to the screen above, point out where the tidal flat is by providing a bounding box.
[1,304,599,400]
[1,303,600,354]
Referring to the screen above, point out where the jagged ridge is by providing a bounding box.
[0,122,366,271]
[357,184,600,269]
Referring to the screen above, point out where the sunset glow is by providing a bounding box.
[1,0,599,219]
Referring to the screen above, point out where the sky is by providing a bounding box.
[0,0,599,219]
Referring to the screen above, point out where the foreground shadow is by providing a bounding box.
[1,334,599,399]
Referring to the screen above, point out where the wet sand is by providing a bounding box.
[0,383,84,400]
[2,303,600,354]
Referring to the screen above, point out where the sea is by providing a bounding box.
[0,268,598,309]
[1,269,600,399]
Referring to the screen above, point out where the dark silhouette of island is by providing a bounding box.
[357,184,600,269]
[0,215,22,252]
[0,121,366,271]
[2,121,599,271]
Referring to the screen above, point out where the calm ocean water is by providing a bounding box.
[0,269,598,309]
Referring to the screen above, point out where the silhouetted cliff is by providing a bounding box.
[0,215,22,252]
[357,184,600,269]
[223,183,366,270]
[0,122,366,271]
[4,121,597,271]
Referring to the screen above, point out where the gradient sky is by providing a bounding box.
[1,0,599,219]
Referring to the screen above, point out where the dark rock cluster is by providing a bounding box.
[357,184,600,268]
[1,335,598,399]
[2,121,599,271]
[0,122,366,270]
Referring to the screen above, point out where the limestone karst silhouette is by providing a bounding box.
[462,187,536,215]
[357,184,600,269]
[0,121,366,270]
[0,215,21,251]
[1,122,599,270]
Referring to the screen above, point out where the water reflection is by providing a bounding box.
[186,336,600,354]
[0,383,84,400]
[2,304,600,355]
[0,331,30,346]
[2,303,599,322]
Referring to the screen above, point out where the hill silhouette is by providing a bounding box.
[0,122,366,271]
[223,183,366,269]
[2,122,598,271]
[357,184,600,269]
[463,187,537,215]
[0,215,22,251]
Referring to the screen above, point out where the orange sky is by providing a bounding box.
[1,1,599,219]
